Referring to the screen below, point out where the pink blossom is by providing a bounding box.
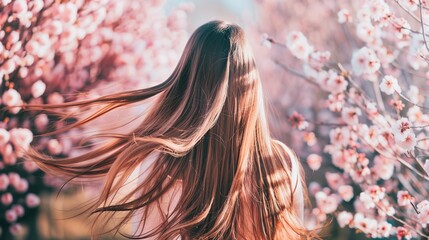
[338,9,352,23]
[351,47,380,76]
[9,223,23,236]
[396,131,416,151]
[30,0,44,13]
[399,0,418,11]
[308,51,331,69]
[0,173,9,190]
[365,0,391,21]
[2,88,21,107]
[23,54,34,66]
[19,67,29,78]
[60,26,78,47]
[8,172,20,187]
[303,132,317,146]
[373,155,394,180]
[309,182,321,196]
[26,193,40,208]
[331,149,354,170]
[359,192,376,209]
[338,185,354,202]
[35,114,49,132]
[167,9,188,31]
[417,202,429,228]
[341,107,361,125]
[360,185,385,209]
[47,139,63,155]
[377,221,393,238]
[326,72,348,94]
[389,99,404,112]
[31,80,46,98]
[14,179,28,193]
[391,17,411,39]
[58,2,78,24]
[313,70,330,90]
[407,85,420,103]
[1,192,13,205]
[325,172,346,191]
[392,118,412,141]
[289,111,308,130]
[5,209,17,223]
[8,31,20,44]
[337,211,353,228]
[12,204,24,217]
[407,52,427,70]
[378,199,396,217]
[47,92,65,104]
[327,93,345,112]
[356,21,380,44]
[396,226,412,240]
[306,154,322,171]
[380,75,401,95]
[378,47,397,66]
[0,128,10,146]
[407,106,423,124]
[46,20,63,35]
[360,124,379,146]
[9,128,33,154]
[23,160,38,173]
[1,0,11,6]
[12,0,27,14]
[2,144,17,165]
[353,213,377,235]
[286,31,313,60]
[312,207,327,222]
[329,127,350,147]
[315,191,339,214]
[397,190,415,207]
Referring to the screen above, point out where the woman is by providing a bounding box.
[23,20,312,239]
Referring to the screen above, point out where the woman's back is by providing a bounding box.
[130,140,305,240]
[24,20,312,239]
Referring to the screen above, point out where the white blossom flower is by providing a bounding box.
[380,75,401,95]
[417,200,429,227]
[396,131,417,151]
[307,154,322,171]
[397,190,415,207]
[399,0,418,11]
[351,47,380,75]
[338,9,352,23]
[341,107,362,125]
[337,211,353,228]
[286,31,313,60]
[392,118,412,142]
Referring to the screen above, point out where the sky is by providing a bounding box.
[165,0,258,30]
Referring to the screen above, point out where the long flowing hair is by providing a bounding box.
[22,20,312,239]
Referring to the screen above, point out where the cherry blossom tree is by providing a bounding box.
[257,0,429,239]
[0,0,191,238]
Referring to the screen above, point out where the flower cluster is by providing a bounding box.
[259,0,429,238]
[0,0,190,237]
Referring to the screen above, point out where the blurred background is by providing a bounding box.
[0,0,393,239]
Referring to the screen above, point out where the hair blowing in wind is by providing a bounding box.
[21,20,314,239]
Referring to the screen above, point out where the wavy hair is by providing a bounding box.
[22,20,313,239]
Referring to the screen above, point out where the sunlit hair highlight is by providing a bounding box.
[22,20,314,239]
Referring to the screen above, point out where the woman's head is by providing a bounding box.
[140,20,265,157]
[22,21,311,239]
